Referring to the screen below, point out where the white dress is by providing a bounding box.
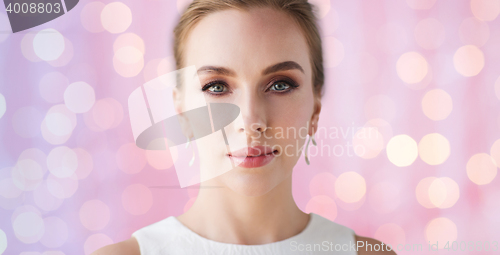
[132,213,358,255]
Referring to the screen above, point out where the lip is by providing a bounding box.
[227,146,277,168]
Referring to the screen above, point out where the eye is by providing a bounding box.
[270,81,290,91]
[201,81,229,96]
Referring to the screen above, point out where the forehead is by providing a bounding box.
[183,7,311,77]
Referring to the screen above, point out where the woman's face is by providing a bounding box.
[177,7,321,196]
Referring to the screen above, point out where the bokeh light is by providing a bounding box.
[421,89,453,121]
[453,45,484,77]
[85,98,124,131]
[11,158,43,191]
[47,146,78,178]
[418,133,451,165]
[40,217,68,248]
[470,0,500,21]
[0,93,5,120]
[122,184,153,215]
[386,135,419,167]
[73,148,94,180]
[466,153,497,185]
[84,233,113,255]
[0,13,9,43]
[396,52,429,84]
[64,82,96,113]
[429,177,460,208]
[352,127,384,159]
[48,37,74,67]
[414,18,445,50]
[374,223,405,248]
[46,173,79,199]
[416,176,438,208]
[33,181,64,212]
[305,195,337,222]
[459,17,490,47]
[79,200,110,231]
[425,217,457,249]
[113,33,145,54]
[39,72,69,104]
[12,211,44,243]
[101,2,132,34]
[323,36,345,68]
[21,32,42,62]
[364,118,393,147]
[33,28,65,61]
[0,229,6,254]
[490,139,500,167]
[334,172,366,203]
[81,1,106,33]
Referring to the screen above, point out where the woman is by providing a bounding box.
[95,0,396,254]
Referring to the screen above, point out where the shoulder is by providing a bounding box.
[90,237,140,255]
[355,235,397,255]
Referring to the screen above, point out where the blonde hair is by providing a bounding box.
[173,0,324,98]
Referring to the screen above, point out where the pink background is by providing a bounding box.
[0,0,500,254]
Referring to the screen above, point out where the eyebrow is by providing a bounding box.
[195,61,304,77]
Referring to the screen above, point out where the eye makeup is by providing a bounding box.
[200,75,300,97]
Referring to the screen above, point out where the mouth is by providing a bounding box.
[227,146,278,168]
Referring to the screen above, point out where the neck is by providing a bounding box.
[176,175,310,245]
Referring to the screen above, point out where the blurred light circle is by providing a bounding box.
[13,212,44,243]
[459,17,490,47]
[320,8,339,35]
[368,181,400,214]
[396,52,429,84]
[364,95,397,123]
[0,175,23,199]
[421,89,453,121]
[21,32,42,62]
[48,37,74,67]
[453,45,484,77]
[490,139,500,167]
[93,98,124,129]
[364,118,393,147]
[495,76,500,101]
[101,2,132,34]
[323,36,345,68]
[334,172,366,203]
[81,1,106,33]
[352,127,384,159]
[33,28,65,61]
[425,217,457,249]
[416,176,438,208]
[47,104,77,128]
[377,23,408,55]
[12,159,43,191]
[79,200,110,231]
[64,82,96,113]
[414,18,445,49]
[418,133,450,165]
[116,143,147,174]
[335,194,365,211]
[0,229,6,254]
[305,195,337,222]
[39,72,69,104]
[84,233,113,255]
[41,119,72,145]
[45,113,73,136]
[47,146,78,178]
[374,223,405,248]
[114,33,145,54]
[145,139,178,170]
[122,184,153,215]
[115,46,143,64]
[40,217,68,248]
[33,181,64,212]
[113,54,144,77]
[12,106,44,138]
[386,135,418,167]
[405,0,437,9]
[471,0,500,21]
[308,0,331,18]
[428,178,447,207]
[309,172,336,199]
[0,93,5,119]
[46,173,79,199]
[436,177,460,209]
[466,153,497,185]
[0,13,9,43]
[73,148,94,180]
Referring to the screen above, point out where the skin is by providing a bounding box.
[93,7,396,255]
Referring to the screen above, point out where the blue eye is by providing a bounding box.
[207,84,226,93]
[270,81,290,91]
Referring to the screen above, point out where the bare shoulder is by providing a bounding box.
[355,235,397,255]
[90,237,140,255]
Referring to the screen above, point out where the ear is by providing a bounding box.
[309,95,321,136]
[172,86,194,139]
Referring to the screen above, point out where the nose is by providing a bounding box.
[233,89,268,138]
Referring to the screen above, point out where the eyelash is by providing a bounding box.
[201,78,299,97]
